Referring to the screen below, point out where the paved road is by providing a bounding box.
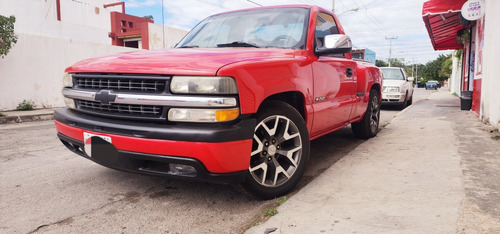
[0,88,431,233]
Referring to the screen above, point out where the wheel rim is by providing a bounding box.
[369,95,380,133]
[249,115,302,187]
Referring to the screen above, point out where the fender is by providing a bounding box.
[217,52,314,116]
[350,61,383,121]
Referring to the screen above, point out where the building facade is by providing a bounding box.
[0,0,187,110]
[351,48,376,64]
[423,0,500,130]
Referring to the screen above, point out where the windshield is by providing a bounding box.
[176,7,309,49]
[380,68,405,80]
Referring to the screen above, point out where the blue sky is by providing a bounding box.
[123,0,452,65]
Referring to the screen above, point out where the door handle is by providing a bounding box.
[346,67,353,77]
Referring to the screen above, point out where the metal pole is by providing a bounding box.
[162,0,165,48]
[332,0,335,12]
[385,36,397,67]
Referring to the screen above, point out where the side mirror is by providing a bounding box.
[315,34,352,56]
[408,77,415,82]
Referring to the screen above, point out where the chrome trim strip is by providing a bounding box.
[62,88,237,107]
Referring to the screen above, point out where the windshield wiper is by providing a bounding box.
[217,41,260,48]
[178,45,199,48]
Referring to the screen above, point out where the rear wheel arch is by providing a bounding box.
[370,83,382,101]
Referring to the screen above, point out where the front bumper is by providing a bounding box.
[382,92,405,104]
[54,108,255,183]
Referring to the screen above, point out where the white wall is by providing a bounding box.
[0,34,135,110]
[481,0,500,129]
[450,50,462,95]
[0,0,120,44]
[148,23,188,49]
[0,0,135,111]
[60,0,121,30]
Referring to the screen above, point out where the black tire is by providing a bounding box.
[407,92,413,106]
[399,92,408,110]
[240,101,310,200]
[352,89,381,139]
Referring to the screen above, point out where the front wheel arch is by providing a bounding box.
[240,101,310,199]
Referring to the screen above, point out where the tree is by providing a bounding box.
[388,58,405,68]
[376,59,388,67]
[0,15,17,58]
[420,54,451,83]
[440,55,452,78]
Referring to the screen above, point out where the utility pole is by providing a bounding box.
[385,36,398,67]
[162,0,165,48]
[332,0,335,12]
[416,62,419,83]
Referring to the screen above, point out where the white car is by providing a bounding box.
[380,67,414,109]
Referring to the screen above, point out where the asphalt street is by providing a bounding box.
[1,88,437,233]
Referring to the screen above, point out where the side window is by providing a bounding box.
[315,12,339,48]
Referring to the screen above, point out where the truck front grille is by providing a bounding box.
[73,74,168,93]
[76,99,163,118]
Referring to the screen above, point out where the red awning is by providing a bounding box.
[422,0,468,50]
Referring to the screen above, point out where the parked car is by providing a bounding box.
[380,67,414,109]
[425,80,439,90]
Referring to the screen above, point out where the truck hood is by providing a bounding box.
[66,48,296,76]
[383,80,406,87]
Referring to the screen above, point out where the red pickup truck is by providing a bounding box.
[55,5,382,199]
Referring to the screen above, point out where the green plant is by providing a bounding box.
[276,196,287,205]
[452,92,458,97]
[241,196,288,233]
[492,135,500,141]
[0,112,5,117]
[460,29,470,44]
[16,100,35,111]
[263,207,278,218]
[0,15,18,58]
[454,49,463,61]
[263,196,287,218]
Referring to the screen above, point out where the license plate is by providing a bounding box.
[83,132,112,157]
[83,132,112,144]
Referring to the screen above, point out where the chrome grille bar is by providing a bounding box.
[63,88,237,107]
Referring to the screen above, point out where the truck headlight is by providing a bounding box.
[170,76,238,94]
[63,73,73,88]
[168,108,239,122]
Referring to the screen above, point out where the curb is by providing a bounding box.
[0,113,54,125]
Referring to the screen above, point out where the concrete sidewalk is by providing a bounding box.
[247,90,500,233]
[0,108,57,124]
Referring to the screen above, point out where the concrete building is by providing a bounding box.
[351,48,376,64]
[0,0,187,111]
[423,0,500,130]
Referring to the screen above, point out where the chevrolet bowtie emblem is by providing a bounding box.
[94,90,117,105]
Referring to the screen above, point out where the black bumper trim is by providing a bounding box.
[54,108,255,143]
[58,133,248,184]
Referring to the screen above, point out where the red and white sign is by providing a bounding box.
[461,0,485,21]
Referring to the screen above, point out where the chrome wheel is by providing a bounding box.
[369,94,380,133]
[352,89,380,139]
[250,115,302,187]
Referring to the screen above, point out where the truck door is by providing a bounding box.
[311,12,357,136]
